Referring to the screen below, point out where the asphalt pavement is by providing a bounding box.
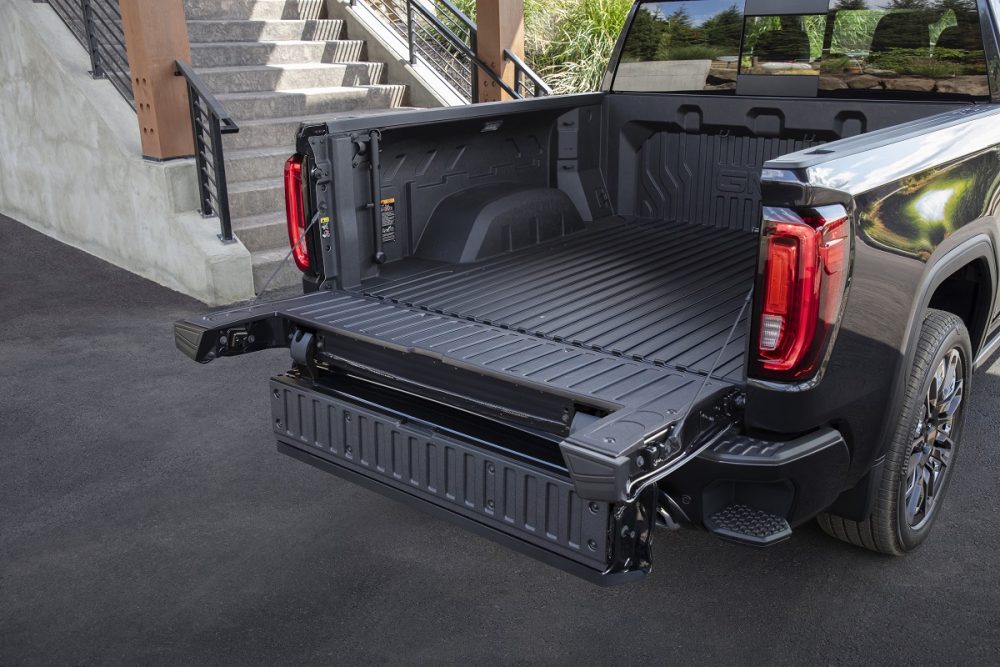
[2,217,999,665]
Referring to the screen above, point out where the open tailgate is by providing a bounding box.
[175,289,742,582]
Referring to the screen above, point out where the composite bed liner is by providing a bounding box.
[365,218,757,383]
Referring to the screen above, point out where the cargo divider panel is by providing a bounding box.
[270,374,621,579]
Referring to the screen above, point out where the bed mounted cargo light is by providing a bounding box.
[284,154,310,272]
[753,205,850,381]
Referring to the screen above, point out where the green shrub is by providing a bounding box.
[869,47,966,77]
[819,55,854,72]
[659,45,723,61]
[906,60,962,78]
[454,0,631,94]
[533,0,633,93]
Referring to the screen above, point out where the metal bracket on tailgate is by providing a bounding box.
[560,388,742,503]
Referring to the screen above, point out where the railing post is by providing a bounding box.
[407,0,416,65]
[209,111,235,243]
[186,89,213,219]
[473,0,523,102]
[80,0,104,79]
[469,29,479,102]
[120,0,195,160]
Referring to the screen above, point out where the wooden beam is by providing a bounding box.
[474,0,525,102]
[120,0,194,160]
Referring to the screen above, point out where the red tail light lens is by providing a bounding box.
[284,154,310,272]
[752,205,850,381]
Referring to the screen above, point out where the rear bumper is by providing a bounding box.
[667,428,851,529]
[271,373,652,585]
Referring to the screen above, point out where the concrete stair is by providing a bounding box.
[217,85,406,119]
[185,0,409,293]
[186,0,326,20]
[190,40,366,67]
[196,62,386,93]
[187,18,344,42]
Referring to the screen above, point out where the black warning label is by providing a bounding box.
[379,198,397,244]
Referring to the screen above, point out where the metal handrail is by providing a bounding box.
[505,48,553,98]
[350,0,548,102]
[407,0,522,100]
[45,0,134,108]
[175,60,240,243]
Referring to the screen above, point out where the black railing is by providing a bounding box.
[46,0,134,108]
[176,60,240,244]
[351,0,548,103]
[505,48,553,98]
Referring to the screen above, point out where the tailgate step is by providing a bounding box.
[705,504,792,547]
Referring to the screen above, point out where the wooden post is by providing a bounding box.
[120,0,194,160]
[474,0,524,102]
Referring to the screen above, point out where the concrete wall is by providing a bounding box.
[326,0,465,108]
[0,2,255,306]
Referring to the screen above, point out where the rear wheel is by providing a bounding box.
[818,309,970,554]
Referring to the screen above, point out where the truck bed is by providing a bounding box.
[363,218,755,383]
[177,216,756,477]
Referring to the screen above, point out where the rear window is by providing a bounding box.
[612,0,990,98]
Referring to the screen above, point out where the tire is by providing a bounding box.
[817,309,972,555]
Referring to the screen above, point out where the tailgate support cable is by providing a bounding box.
[680,287,752,421]
[251,213,321,303]
[667,288,754,450]
[674,287,753,437]
[623,287,754,503]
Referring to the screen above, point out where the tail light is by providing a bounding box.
[751,205,850,381]
[284,154,310,272]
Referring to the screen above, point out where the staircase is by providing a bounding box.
[185,0,408,292]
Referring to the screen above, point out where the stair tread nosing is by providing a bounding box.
[196,61,377,73]
[217,84,404,98]
[227,145,297,160]
[228,176,283,194]
[191,39,364,47]
[233,210,287,227]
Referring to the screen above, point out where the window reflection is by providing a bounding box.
[612,0,990,98]
[616,1,744,92]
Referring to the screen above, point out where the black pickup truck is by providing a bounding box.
[176,0,1000,584]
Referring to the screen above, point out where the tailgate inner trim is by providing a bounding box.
[271,374,614,573]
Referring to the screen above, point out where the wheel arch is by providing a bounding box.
[829,235,995,523]
[881,234,996,461]
[926,254,995,358]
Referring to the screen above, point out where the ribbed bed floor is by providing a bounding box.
[365,218,757,382]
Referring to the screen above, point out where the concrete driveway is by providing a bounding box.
[2,217,999,664]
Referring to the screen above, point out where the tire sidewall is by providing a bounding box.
[893,318,972,552]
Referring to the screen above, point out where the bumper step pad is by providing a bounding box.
[705,504,792,546]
